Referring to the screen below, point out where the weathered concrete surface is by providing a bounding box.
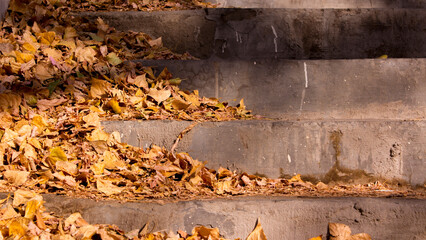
[77,9,426,59]
[36,195,426,240]
[103,120,426,186]
[135,59,426,120]
[0,0,9,21]
[210,0,426,8]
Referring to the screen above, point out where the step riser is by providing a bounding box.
[103,120,426,186]
[210,0,426,8]
[78,9,426,59]
[136,59,426,120]
[0,0,8,21]
[34,194,426,240]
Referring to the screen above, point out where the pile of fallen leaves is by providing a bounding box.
[64,0,217,12]
[0,190,370,240]
[0,0,423,202]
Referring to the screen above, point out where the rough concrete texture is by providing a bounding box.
[102,120,426,186]
[32,194,426,240]
[135,59,426,120]
[78,8,426,59]
[210,0,426,8]
[0,0,9,21]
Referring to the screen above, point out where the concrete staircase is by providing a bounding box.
[29,1,426,239]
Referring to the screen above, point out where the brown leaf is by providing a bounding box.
[56,161,78,176]
[328,223,351,240]
[37,98,67,111]
[192,226,220,239]
[350,233,371,240]
[127,74,148,89]
[0,93,22,114]
[13,190,38,207]
[90,78,111,98]
[148,89,171,104]
[96,179,122,196]
[148,37,162,48]
[83,112,101,128]
[350,233,372,240]
[75,46,97,63]
[246,219,267,240]
[4,170,30,186]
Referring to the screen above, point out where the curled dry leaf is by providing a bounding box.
[3,170,29,186]
[329,223,351,240]
[246,219,267,240]
[328,223,370,240]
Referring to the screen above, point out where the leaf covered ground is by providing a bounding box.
[0,0,424,202]
[0,1,423,239]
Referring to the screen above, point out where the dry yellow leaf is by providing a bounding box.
[246,219,267,240]
[83,112,101,127]
[215,180,232,194]
[75,224,99,239]
[15,51,34,63]
[4,170,30,186]
[64,26,78,40]
[91,162,105,175]
[103,150,126,170]
[31,115,48,133]
[37,31,56,45]
[350,233,372,240]
[28,138,42,150]
[127,74,148,89]
[22,42,37,53]
[1,204,21,220]
[192,226,220,239]
[53,172,77,187]
[9,218,28,237]
[56,161,78,175]
[90,78,110,98]
[96,179,122,196]
[1,128,18,148]
[43,48,63,61]
[180,91,200,107]
[329,223,351,240]
[107,99,122,114]
[309,236,323,240]
[289,174,303,183]
[49,147,68,165]
[148,89,171,104]
[86,128,110,142]
[75,46,97,63]
[24,198,43,219]
[171,99,190,110]
[23,143,38,160]
[13,190,38,207]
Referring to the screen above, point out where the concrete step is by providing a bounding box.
[210,0,426,9]
[134,59,426,120]
[102,119,426,186]
[77,8,426,59]
[22,194,426,240]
